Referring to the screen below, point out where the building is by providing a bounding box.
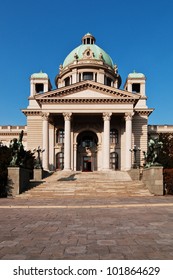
[1,33,154,171]
[0,125,27,149]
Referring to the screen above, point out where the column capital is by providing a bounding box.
[124,112,133,121]
[103,112,112,121]
[63,112,72,121]
[42,112,49,121]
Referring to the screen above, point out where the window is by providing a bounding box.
[81,136,95,148]
[64,77,70,86]
[56,129,64,144]
[56,152,64,170]
[35,83,44,93]
[83,72,93,81]
[110,129,118,144]
[95,73,97,82]
[132,83,140,93]
[104,76,112,86]
[110,152,118,170]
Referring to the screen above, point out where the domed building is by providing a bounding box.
[21,33,153,171]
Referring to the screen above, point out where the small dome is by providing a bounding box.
[31,71,48,79]
[128,71,145,78]
[63,34,114,68]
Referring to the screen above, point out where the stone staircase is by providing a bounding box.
[16,171,152,198]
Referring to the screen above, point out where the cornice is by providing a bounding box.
[22,110,42,116]
[0,132,27,136]
[38,98,136,104]
[58,60,115,78]
[35,81,140,101]
[135,108,154,116]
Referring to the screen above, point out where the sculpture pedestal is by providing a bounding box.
[33,168,43,181]
[7,167,31,196]
[142,166,164,195]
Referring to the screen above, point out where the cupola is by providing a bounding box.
[82,33,96,45]
[55,33,121,89]
[124,70,146,96]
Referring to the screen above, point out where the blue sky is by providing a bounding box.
[0,0,173,125]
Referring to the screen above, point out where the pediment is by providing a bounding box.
[57,89,121,99]
[35,81,140,104]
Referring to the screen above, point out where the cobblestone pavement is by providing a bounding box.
[0,196,173,260]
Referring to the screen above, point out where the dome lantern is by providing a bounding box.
[82,33,96,45]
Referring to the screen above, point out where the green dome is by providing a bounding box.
[31,71,48,79]
[128,71,145,78]
[63,43,114,68]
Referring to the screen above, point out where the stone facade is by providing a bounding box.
[1,34,155,172]
[0,125,27,149]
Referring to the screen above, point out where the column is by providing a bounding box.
[42,113,49,170]
[73,143,77,171]
[49,124,54,171]
[63,113,72,171]
[125,113,133,170]
[30,80,35,97]
[102,112,112,170]
[127,82,132,92]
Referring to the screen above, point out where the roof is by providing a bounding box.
[31,71,48,79]
[128,71,145,78]
[63,36,114,68]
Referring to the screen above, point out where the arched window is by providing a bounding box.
[56,129,64,144]
[64,77,70,86]
[56,152,64,170]
[110,152,118,170]
[110,129,118,144]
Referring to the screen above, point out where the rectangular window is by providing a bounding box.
[83,72,93,80]
[104,76,112,86]
[35,83,44,93]
[56,129,64,144]
[132,83,140,93]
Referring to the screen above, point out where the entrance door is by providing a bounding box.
[83,156,92,171]
[77,130,98,171]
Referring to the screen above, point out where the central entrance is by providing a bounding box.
[83,156,92,171]
[77,131,98,171]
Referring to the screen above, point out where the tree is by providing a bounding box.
[0,146,11,197]
[157,133,173,168]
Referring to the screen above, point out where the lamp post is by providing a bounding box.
[130,145,141,168]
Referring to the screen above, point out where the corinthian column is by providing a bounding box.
[125,113,133,170]
[42,113,49,170]
[63,113,72,171]
[102,112,112,170]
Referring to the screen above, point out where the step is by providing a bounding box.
[16,174,152,198]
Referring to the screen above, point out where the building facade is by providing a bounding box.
[1,34,154,171]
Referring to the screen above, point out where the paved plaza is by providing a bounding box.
[0,195,173,260]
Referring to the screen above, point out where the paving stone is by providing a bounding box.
[65,246,86,255]
[97,240,116,245]
[0,175,173,260]
[1,254,27,260]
